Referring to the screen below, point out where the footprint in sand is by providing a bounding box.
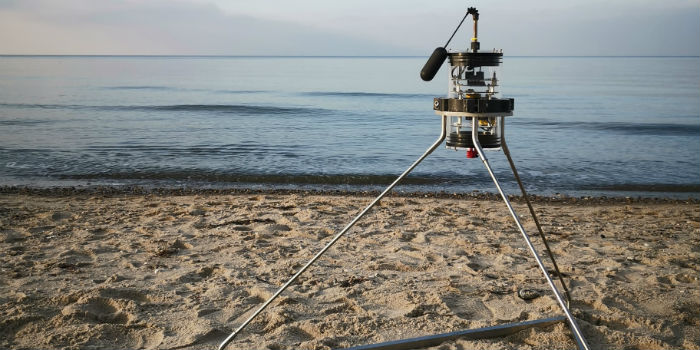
[175,265,223,283]
[61,296,135,324]
[51,211,73,221]
[55,248,96,268]
[1,229,29,243]
[60,293,164,349]
[441,293,493,320]
[99,288,151,304]
[28,225,55,235]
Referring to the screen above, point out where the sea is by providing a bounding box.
[1,55,699,198]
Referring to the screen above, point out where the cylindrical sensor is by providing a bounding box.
[420,47,447,81]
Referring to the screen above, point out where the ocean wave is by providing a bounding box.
[131,104,320,115]
[103,85,176,90]
[0,103,88,110]
[61,171,449,185]
[585,183,700,193]
[215,89,269,94]
[104,86,269,94]
[0,119,49,126]
[512,119,700,136]
[83,143,306,156]
[0,102,326,116]
[302,91,434,99]
[43,171,700,194]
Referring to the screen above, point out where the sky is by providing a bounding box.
[0,0,699,56]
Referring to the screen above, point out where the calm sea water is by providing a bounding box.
[1,56,699,198]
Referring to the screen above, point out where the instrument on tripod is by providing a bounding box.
[218,7,591,350]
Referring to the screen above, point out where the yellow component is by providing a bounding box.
[479,119,490,126]
[471,37,478,41]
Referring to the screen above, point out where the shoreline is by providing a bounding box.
[2,185,698,205]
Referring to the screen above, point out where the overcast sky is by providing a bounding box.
[1,0,698,56]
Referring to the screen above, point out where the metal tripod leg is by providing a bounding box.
[218,115,448,350]
[470,118,590,350]
[499,117,572,307]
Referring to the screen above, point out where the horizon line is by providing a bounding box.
[1,54,699,58]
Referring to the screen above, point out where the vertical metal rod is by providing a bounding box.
[470,118,590,350]
[218,116,448,350]
[498,117,572,307]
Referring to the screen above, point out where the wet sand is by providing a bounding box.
[1,189,698,349]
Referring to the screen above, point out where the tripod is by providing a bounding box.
[218,114,591,350]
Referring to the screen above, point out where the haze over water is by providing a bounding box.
[1,55,698,198]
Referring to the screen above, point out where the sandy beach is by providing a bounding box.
[1,188,698,350]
